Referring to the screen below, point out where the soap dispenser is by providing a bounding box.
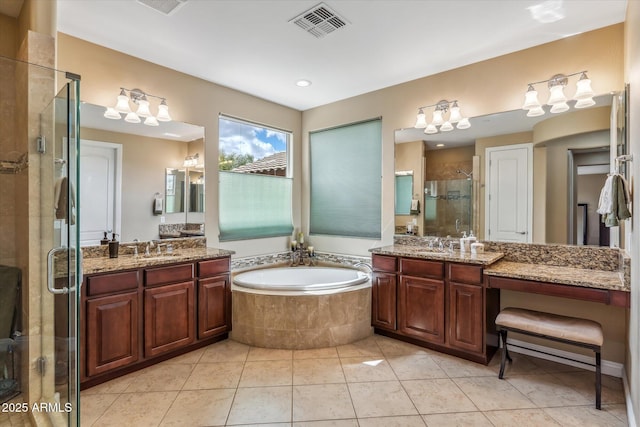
[108,233,119,258]
[100,231,109,245]
[460,231,469,253]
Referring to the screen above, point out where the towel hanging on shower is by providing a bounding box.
[598,173,630,227]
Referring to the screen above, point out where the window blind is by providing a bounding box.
[395,175,413,215]
[309,119,382,238]
[219,172,293,241]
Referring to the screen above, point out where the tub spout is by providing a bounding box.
[354,261,373,274]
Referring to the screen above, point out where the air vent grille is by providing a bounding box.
[290,3,349,39]
[136,0,187,16]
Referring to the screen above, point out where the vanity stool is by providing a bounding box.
[495,307,604,409]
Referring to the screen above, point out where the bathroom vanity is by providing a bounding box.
[370,241,630,365]
[80,244,234,388]
[370,248,503,364]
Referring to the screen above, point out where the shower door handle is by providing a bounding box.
[47,246,74,295]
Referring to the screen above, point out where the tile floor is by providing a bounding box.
[79,335,628,426]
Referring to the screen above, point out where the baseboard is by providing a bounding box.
[623,366,637,427]
[506,337,623,378]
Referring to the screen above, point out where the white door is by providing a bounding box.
[486,144,532,242]
[79,140,122,245]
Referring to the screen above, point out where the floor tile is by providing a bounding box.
[422,411,493,427]
[336,336,383,358]
[80,370,140,395]
[159,389,235,426]
[402,378,478,414]
[293,421,358,427]
[543,405,628,427]
[79,393,118,427]
[553,371,625,404]
[387,354,447,380]
[293,347,339,360]
[430,352,496,378]
[348,380,418,418]
[247,347,293,361]
[340,357,396,382]
[123,363,193,392]
[506,373,592,407]
[92,391,177,427]
[293,358,345,385]
[453,377,536,411]
[200,340,250,363]
[182,362,244,390]
[159,347,205,365]
[374,336,431,357]
[293,384,356,421]
[239,360,293,387]
[604,403,630,423]
[490,350,548,376]
[226,386,292,425]
[483,408,561,426]
[358,415,427,426]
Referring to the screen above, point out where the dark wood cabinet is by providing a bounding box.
[371,272,397,330]
[198,275,230,339]
[82,255,231,388]
[371,254,498,364]
[86,291,139,376]
[144,281,196,357]
[398,276,445,343]
[448,282,483,353]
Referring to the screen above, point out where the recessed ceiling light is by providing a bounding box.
[296,79,312,87]
[436,143,445,147]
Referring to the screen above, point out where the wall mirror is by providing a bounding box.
[394,90,628,248]
[79,102,205,244]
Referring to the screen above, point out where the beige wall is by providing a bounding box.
[302,24,624,255]
[57,33,302,257]
[624,1,639,424]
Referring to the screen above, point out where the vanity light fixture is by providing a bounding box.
[413,100,470,134]
[183,153,200,168]
[522,71,595,117]
[104,87,172,126]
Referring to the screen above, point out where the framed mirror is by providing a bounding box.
[394,91,628,248]
[79,102,205,244]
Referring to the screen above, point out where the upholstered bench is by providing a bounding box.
[495,307,604,409]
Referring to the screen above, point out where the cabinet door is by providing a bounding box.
[448,282,483,353]
[198,275,230,339]
[144,281,195,357]
[86,291,139,376]
[371,272,397,330]
[398,276,445,343]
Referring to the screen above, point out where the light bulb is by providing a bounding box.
[103,107,121,120]
[440,121,454,132]
[547,84,567,105]
[114,89,132,114]
[125,111,141,123]
[550,102,569,114]
[156,100,172,122]
[414,109,427,128]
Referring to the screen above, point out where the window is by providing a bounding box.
[218,115,293,241]
[309,119,382,239]
[395,173,413,215]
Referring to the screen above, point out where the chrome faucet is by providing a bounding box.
[354,261,373,274]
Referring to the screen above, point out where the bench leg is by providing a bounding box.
[499,329,511,379]
[595,349,601,410]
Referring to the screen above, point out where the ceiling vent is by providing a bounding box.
[290,3,349,39]
[136,0,187,16]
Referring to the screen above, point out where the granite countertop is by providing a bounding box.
[369,245,504,266]
[83,247,235,275]
[484,260,628,292]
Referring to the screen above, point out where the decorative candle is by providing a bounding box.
[291,240,297,250]
[299,232,304,244]
[308,246,314,255]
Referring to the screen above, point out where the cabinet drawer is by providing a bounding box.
[86,271,139,297]
[448,263,483,285]
[372,255,397,273]
[400,258,444,279]
[145,263,194,286]
[198,258,230,278]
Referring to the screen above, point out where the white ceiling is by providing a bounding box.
[55,0,627,112]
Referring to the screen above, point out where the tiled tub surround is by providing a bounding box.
[230,252,374,349]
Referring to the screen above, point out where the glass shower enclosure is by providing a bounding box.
[424,178,473,238]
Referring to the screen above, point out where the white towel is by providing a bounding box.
[597,174,614,215]
[410,199,419,210]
